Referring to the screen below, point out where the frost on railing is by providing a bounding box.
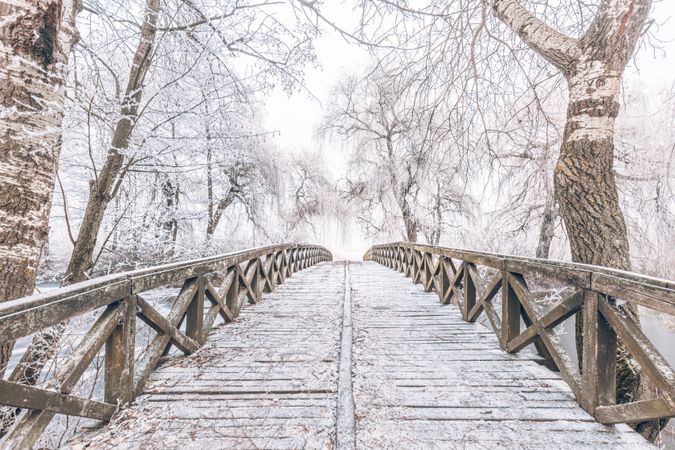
[365,242,675,429]
[0,244,332,448]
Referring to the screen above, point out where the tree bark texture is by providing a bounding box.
[0,1,80,436]
[0,0,79,376]
[494,0,661,440]
[0,0,158,436]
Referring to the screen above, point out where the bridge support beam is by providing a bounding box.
[186,277,205,344]
[105,295,136,405]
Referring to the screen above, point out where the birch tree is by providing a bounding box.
[493,0,660,439]
[0,0,79,376]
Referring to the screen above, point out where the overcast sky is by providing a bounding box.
[267,1,675,156]
[263,1,675,257]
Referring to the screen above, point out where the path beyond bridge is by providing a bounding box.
[67,262,649,449]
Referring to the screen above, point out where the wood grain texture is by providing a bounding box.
[350,262,651,449]
[66,261,651,449]
[68,262,343,449]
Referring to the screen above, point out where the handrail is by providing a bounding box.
[365,242,674,428]
[0,243,332,448]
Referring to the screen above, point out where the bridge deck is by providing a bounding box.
[68,261,650,449]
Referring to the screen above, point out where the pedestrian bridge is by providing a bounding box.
[0,243,673,448]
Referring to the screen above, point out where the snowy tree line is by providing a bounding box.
[25,0,338,282]
[1,0,674,444]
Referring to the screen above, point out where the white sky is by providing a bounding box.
[263,1,675,258]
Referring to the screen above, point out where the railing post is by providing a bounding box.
[105,295,136,405]
[227,267,241,317]
[286,249,295,277]
[251,259,262,302]
[581,290,617,414]
[501,272,520,351]
[186,276,205,343]
[437,257,450,304]
[462,263,476,320]
[423,253,434,292]
[412,251,422,284]
[278,251,287,284]
[264,254,275,293]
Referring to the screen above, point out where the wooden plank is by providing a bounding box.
[204,279,235,324]
[226,266,243,317]
[462,262,477,321]
[423,253,434,292]
[0,379,116,421]
[467,271,501,324]
[508,274,583,401]
[185,277,205,343]
[348,261,647,448]
[137,296,200,354]
[261,255,274,293]
[0,280,129,342]
[596,398,674,424]
[501,272,520,350]
[540,289,584,329]
[3,304,124,449]
[598,299,675,402]
[105,296,136,405]
[506,325,538,353]
[135,279,199,396]
[436,258,451,304]
[73,261,344,449]
[520,307,555,367]
[592,272,675,316]
[581,291,616,414]
[441,262,464,306]
[240,261,260,305]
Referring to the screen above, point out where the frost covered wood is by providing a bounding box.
[0,244,329,447]
[368,243,674,437]
[51,261,654,448]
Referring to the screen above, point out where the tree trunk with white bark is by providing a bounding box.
[494,0,662,441]
[0,0,79,375]
[0,0,79,436]
[0,0,158,436]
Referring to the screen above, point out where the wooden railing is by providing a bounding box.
[0,243,331,448]
[365,242,674,427]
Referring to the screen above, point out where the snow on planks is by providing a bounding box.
[69,261,651,449]
[350,261,652,449]
[68,262,345,449]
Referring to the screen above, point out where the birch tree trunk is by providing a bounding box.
[385,136,419,242]
[0,0,79,377]
[0,0,80,436]
[205,145,238,240]
[0,0,159,436]
[494,0,661,440]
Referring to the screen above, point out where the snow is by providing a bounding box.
[67,261,652,449]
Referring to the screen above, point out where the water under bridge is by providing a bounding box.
[1,243,673,448]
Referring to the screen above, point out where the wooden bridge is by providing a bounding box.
[0,243,673,448]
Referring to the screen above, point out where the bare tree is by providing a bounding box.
[322,71,435,242]
[64,0,160,284]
